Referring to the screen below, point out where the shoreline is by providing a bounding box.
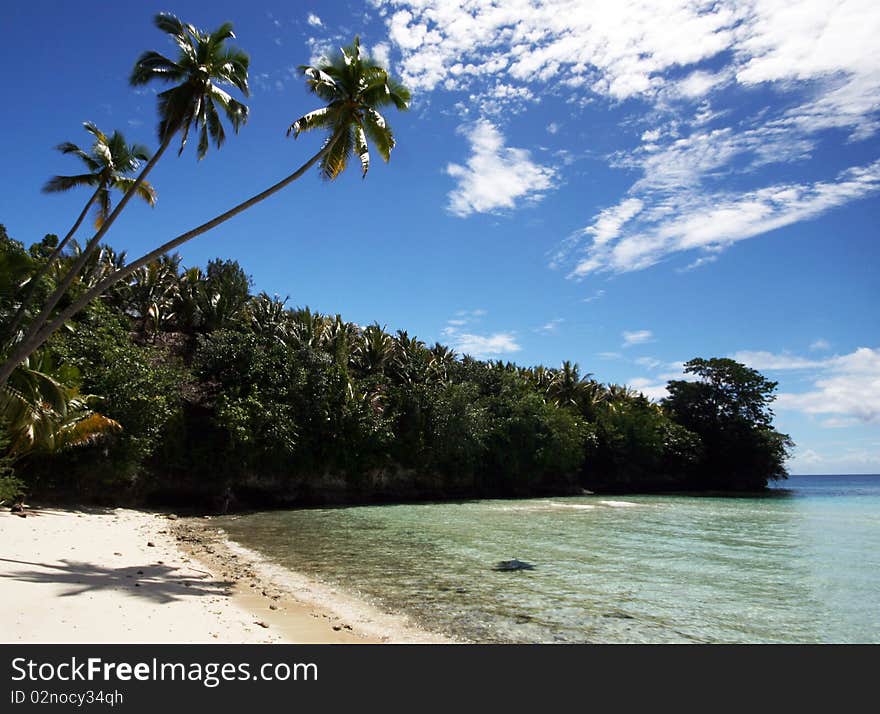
[0,506,452,644]
[171,516,456,644]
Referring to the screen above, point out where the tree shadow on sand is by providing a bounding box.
[0,557,234,604]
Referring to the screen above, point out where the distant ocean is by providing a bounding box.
[217,474,880,643]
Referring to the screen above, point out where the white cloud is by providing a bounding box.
[442,328,521,358]
[569,159,880,275]
[580,198,644,246]
[536,318,564,335]
[810,338,831,352]
[546,122,560,134]
[775,347,880,424]
[376,0,880,135]
[370,41,391,68]
[375,0,742,99]
[787,446,880,475]
[371,2,879,276]
[731,351,827,371]
[622,329,653,347]
[446,120,556,217]
[439,310,520,358]
[635,356,662,369]
[307,13,323,28]
[628,377,670,401]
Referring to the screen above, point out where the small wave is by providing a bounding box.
[545,502,597,511]
[492,501,597,513]
[598,500,640,508]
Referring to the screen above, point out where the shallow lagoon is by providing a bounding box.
[218,475,880,643]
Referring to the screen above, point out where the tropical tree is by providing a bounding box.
[0,33,408,390]
[0,350,120,460]
[662,358,793,489]
[44,123,157,230]
[0,13,250,387]
[4,124,155,344]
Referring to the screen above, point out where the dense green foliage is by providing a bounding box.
[0,225,793,507]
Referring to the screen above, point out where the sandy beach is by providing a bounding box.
[0,506,449,644]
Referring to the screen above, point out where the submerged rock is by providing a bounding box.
[493,559,535,572]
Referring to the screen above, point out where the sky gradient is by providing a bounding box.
[2,0,878,474]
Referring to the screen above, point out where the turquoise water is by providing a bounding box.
[217,475,880,643]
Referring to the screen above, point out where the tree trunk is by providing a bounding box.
[8,131,176,364]
[0,136,337,388]
[3,184,105,346]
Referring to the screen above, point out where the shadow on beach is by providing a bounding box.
[0,557,233,604]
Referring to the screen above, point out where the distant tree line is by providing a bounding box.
[1,226,793,508]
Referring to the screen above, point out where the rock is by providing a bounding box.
[146,542,155,547]
[492,559,535,572]
[254,621,269,629]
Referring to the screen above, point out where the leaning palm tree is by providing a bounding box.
[3,124,156,345]
[0,35,409,388]
[0,13,250,388]
[44,123,157,230]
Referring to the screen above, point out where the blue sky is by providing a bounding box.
[2,0,878,474]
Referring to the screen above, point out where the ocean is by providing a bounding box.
[215,474,880,643]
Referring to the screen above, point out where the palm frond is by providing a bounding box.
[354,124,370,177]
[130,50,186,85]
[42,173,100,194]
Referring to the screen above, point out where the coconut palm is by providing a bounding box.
[288,35,410,179]
[0,13,251,388]
[3,124,156,345]
[44,123,157,229]
[0,351,120,459]
[129,14,249,159]
[0,34,409,390]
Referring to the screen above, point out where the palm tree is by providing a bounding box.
[4,124,156,345]
[44,123,157,230]
[0,13,250,388]
[1,35,410,389]
[129,15,249,160]
[0,350,120,459]
[353,324,395,376]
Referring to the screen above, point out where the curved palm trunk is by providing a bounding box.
[3,131,177,376]
[0,136,337,388]
[4,184,105,346]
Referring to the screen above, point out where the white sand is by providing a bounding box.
[0,506,450,644]
[0,507,286,643]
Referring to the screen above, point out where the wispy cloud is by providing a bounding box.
[440,310,521,358]
[447,332,522,358]
[568,160,880,276]
[536,318,564,335]
[307,13,323,28]
[375,0,880,275]
[622,329,654,347]
[446,120,556,217]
